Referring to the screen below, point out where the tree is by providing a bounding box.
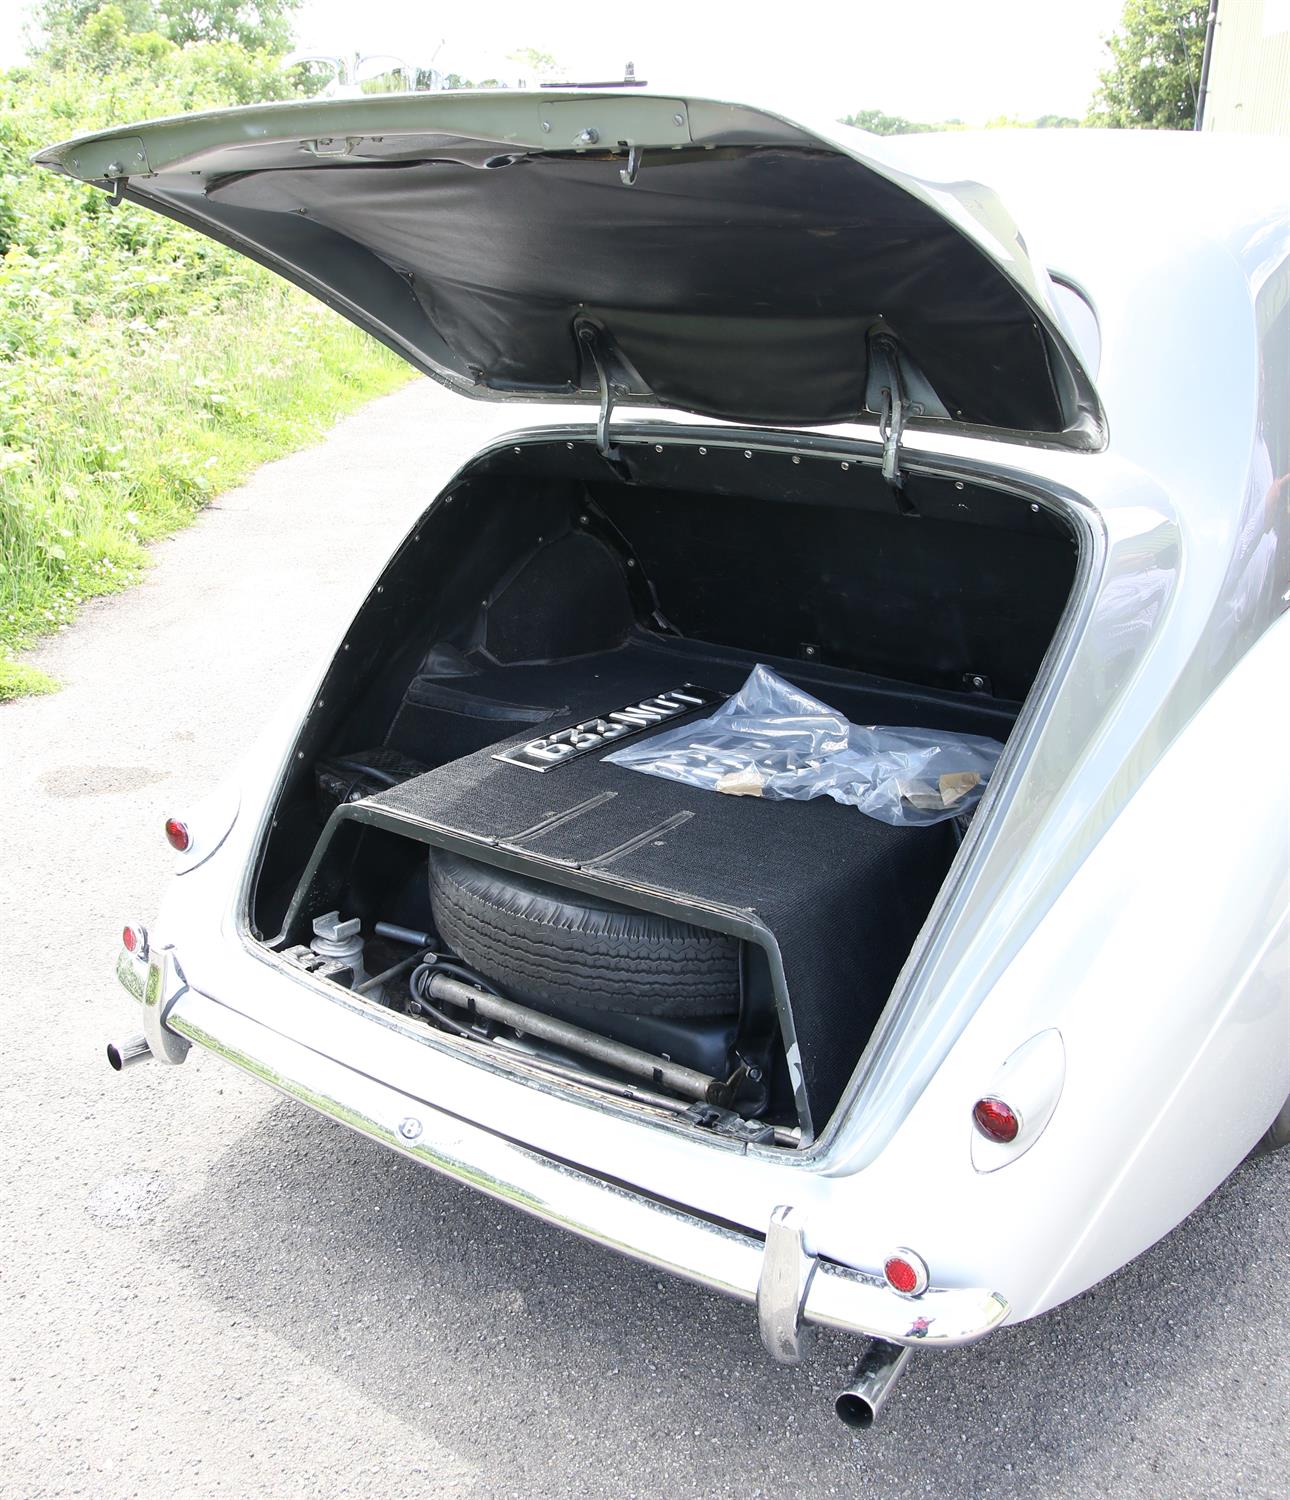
[841,108,937,135]
[1088,0,1208,129]
[435,49,564,91]
[506,47,561,81]
[30,1,319,97]
[981,113,1079,129]
[80,2,171,63]
[35,0,159,36]
[841,109,1077,135]
[35,0,301,53]
[439,73,506,91]
[155,0,300,52]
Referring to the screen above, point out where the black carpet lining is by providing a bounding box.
[371,639,973,1130]
[387,631,1017,771]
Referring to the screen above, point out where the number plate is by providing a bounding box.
[493,685,722,772]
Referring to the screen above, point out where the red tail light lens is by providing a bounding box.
[121,922,148,960]
[883,1249,929,1297]
[164,817,190,853]
[973,1096,1021,1143]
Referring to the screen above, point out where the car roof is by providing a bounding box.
[855,124,1290,285]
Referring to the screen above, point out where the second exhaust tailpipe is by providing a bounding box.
[835,1339,913,1430]
[107,1034,152,1071]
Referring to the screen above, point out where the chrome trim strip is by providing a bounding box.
[165,983,1010,1350]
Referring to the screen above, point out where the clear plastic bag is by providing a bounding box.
[603,664,1003,826]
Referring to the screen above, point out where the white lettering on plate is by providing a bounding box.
[493,686,721,772]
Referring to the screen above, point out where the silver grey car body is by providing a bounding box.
[35,94,1290,1424]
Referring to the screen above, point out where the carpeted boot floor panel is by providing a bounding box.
[370,652,966,1131]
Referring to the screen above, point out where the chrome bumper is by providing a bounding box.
[116,946,147,1002]
[115,947,1009,1354]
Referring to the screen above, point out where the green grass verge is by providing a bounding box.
[0,658,58,699]
[1,283,411,701]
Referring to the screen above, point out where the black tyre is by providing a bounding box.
[1250,1094,1290,1158]
[428,849,739,1018]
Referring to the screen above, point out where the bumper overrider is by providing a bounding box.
[114,943,1009,1361]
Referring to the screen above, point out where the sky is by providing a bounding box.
[1,0,1130,125]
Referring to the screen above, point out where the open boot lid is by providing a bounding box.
[34,91,1104,447]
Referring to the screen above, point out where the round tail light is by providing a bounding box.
[883,1248,929,1297]
[164,817,190,853]
[973,1096,1021,1144]
[122,923,145,954]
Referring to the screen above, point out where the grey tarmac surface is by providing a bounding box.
[2,380,1286,1500]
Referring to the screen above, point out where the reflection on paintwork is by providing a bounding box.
[1210,254,1290,671]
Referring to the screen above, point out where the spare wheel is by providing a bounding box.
[428,849,739,1019]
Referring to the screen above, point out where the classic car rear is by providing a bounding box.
[38,95,1290,1426]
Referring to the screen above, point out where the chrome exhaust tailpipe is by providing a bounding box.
[107,1034,152,1071]
[835,1340,913,1430]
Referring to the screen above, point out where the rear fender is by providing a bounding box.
[966,608,1290,1315]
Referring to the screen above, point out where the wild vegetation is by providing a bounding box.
[843,0,1209,135]
[0,5,410,699]
[1,0,1214,701]
[1088,0,1209,129]
[840,109,1079,134]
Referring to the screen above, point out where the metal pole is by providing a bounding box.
[1195,0,1220,131]
[423,970,728,1104]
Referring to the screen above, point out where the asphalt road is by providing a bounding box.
[2,381,1287,1500]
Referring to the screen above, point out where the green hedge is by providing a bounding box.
[0,35,412,699]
